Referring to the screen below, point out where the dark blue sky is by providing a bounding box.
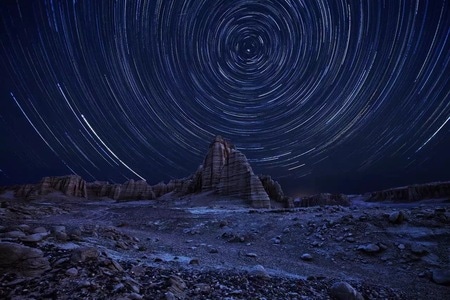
[0,0,449,196]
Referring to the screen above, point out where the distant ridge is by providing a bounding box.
[368,181,450,202]
[0,136,289,208]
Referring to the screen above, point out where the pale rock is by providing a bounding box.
[329,282,364,300]
[358,244,381,253]
[65,267,78,276]
[250,264,270,278]
[301,253,313,261]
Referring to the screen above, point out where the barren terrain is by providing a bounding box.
[1,191,449,299]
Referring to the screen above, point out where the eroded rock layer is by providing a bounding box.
[369,182,450,202]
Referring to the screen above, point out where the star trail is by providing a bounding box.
[0,0,449,195]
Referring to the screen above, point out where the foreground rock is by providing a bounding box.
[329,282,364,300]
[0,242,50,277]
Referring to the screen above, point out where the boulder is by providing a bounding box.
[329,282,364,300]
[432,269,450,285]
[0,242,50,277]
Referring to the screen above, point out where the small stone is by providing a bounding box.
[17,224,31,232]
[65,267,78,276]
[358,244,380,253]
[131,265,146,276]
[111,259,124,271]
[245,252,258,258]
[301,253,313,261]
[389,211,404,224]
[128,293,144,300]
[70,247,99,263]
[4,231,26,238]
[52,226,66,233]
[32,227,48,234]
[346,237,356,243]
[432,269,450,285]
[113,283,125,292]
[165,292,175,300]
[250,264,270,278]
[410,243,428,255]
[208,248,219,254]
[398,244,405,250]
[189,259,200,265]
[20,233,47,243]
[55,231,68,241]
[271,237,281,244]
[329,282,364,300]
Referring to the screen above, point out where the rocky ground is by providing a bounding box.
[0,191,449,299]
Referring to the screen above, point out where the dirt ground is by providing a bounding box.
[0,191,449,299]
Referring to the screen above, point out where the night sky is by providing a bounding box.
[0,0,449,196]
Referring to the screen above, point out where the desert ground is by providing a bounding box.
[0,191,449,299]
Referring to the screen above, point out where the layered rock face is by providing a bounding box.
[5,135,286,208]
[296,193,350,207]
[201,136,232,190]
[216,150,271,208]
[15,175,87,199]
[193,136,271,208]
[259,175,292,207]
[86,181,121,199]
[119,179,155,200]
[369,182,450,202]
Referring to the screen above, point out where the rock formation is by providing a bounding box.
[296,193,350,207]
[369,182,450,202]
[259,175,293,207]
[86,181,121,199]
[15,175,87,199]
[201,136,233,191]
[118,179,155,200]
[3,135,288,208]
[190,136,271,208]
[0,242,50,277]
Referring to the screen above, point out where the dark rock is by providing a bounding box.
[369,181,450,202]
[297,193,350,207]
[357,244,381,254]
[301,253,313,261]
[389,211,404,224]
[432,269,450,285]
[70,247,99,263]
[250,265,270,278]
[329,282,364,300]
[0,242,50,277]
[410,243,428,255]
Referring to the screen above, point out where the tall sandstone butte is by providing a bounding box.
[198,136,271,208]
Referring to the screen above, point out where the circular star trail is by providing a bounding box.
[0,0,449,194]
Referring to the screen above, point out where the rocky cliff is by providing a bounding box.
[368,182,450,202]
[15,175,87,199]
[3,136,289,208]
[296,193,350,207]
